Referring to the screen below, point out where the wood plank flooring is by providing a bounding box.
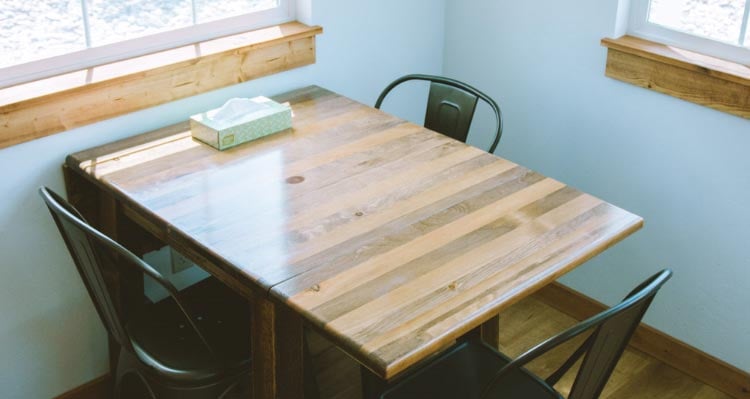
[304,294,733,399]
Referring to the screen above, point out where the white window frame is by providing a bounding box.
[0,0,296,89]
[628,0,750,65]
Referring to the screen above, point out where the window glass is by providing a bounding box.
[86,0,193,47]
[195,0,278,24]
[0,0,291,87]
[648,0,748,44]
[0,1,86,68]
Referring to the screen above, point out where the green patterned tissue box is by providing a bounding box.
[190,97,292,150]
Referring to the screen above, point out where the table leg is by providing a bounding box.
[99,190,148,374]
[97,191,123,375]
[480,314,501,349]
[252,296,307,399]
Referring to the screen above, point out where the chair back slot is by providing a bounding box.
[425,81,479,144]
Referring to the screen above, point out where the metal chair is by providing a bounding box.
[375,74,503,153]
[39,187,252,398]
[370,269,672,399]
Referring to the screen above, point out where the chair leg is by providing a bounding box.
[114,351,156,399]
[113,347,127,399]
[113,370,125,399]
[304,333,321,399]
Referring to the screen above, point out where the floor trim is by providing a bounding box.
[535,282,750,399]
[54,374,111,399]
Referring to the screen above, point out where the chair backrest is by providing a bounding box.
[39,187,214,356]
[375,74,503,154]
[481,269,672,399]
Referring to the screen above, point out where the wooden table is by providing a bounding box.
[64,86,643,398]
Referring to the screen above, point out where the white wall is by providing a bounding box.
[444,0,750,371]
[0,1,446,397]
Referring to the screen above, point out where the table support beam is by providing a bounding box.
[252,296,310,399]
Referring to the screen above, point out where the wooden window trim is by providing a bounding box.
[601,35,750,119]
[0,21,323,149]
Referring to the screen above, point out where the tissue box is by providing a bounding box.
[190,97,292,150]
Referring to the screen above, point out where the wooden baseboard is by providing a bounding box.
[54,374,111,399]
[535,282,750,399]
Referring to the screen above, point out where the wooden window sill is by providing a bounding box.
[601,35,750,119]
[0,21,323,149]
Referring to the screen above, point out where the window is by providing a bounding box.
[629,0,750,64]
[0,0,295,88]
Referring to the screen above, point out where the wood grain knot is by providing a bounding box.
[286,176,305,184]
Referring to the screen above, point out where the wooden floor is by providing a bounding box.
[303,294,732,399]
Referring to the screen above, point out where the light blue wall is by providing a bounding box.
[0,1,446,397]
[444,0,750,371]
[6,1,746,396]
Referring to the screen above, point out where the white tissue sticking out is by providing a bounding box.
[207,97,269,124]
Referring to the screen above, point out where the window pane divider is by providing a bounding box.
[80,0,92,48]
[739,2,750,46]
[191,0,198,25]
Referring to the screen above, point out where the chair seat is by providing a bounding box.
[382,340,562,399]
[127,277,251,384]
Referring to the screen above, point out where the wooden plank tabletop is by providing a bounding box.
[67,85,643,380]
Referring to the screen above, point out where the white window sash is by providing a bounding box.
[627,0,750,65]
[0,0,295,89]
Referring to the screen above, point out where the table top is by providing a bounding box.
[67,85,643,380]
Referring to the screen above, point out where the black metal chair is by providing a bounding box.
[375,74,503,153]
[39,187,252,399]
[369,269,672,399]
